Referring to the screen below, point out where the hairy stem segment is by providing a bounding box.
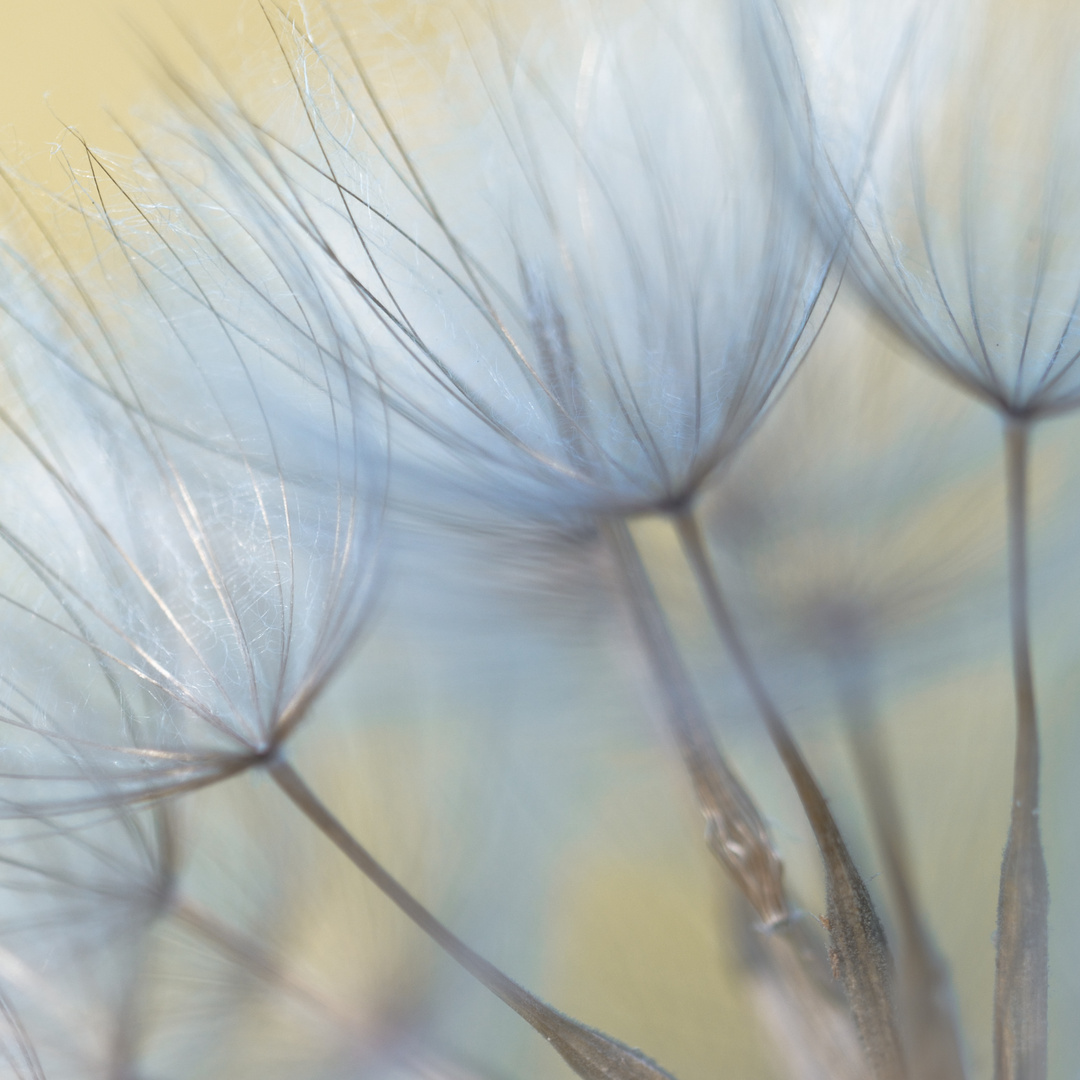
[266,755,679,1080]
[837,669,967,1080]
[602,518,789,928]
[672,509,905,1080]
[994,420,1049,1080]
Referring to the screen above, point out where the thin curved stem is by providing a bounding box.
[672,509,905,1080]
[266,755,679,1080]
[837,667,966,1080]
[602,518,789,928]
[605,517,877,1073]
[993,420,1048,1080]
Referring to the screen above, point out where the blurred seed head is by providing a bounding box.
[162,0,840,526]
[0,154,383,812]
[784,0,1080,417]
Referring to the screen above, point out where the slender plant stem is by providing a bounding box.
[837,668,966,1080]
[843,702,921,949]
[993,420,1048,1080]
[672,508,905,1080]
[266,755,679,1080]
[602,518,789,927]
[605,518,880,1069]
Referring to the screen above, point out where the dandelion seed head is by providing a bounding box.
[790,0,1080,417]
[0,800,177,1077]
[0,163,384,812]
[0,2,1074,1077]
[185,0,837,527]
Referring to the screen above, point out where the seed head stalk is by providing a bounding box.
[835,661,967,1080]
[604,514,870,1070]
[671,508,905,1080]
[265,754,680,1080]
[994,419,1049,1080]
[601,517,791,929]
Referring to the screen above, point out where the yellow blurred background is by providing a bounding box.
[0,0,254,172]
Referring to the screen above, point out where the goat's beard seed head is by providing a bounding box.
[788,0,1080,417]
[174,0,839,529]
[0,2,1071,1078]
[0,175,384,813]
